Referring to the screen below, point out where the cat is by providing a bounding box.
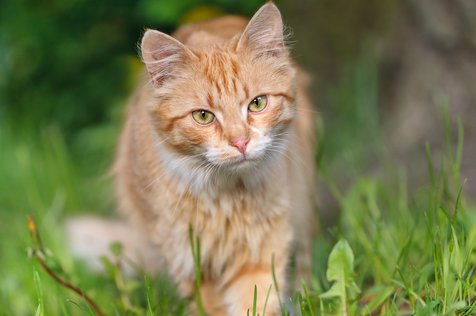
[67,3,317,315]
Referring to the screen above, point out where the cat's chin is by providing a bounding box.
[229,157,257,169]
[220,157,256,169]
[211,156,263,174]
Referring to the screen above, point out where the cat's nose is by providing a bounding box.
[231,137,250,155]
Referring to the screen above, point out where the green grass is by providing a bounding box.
[0,53,475,315]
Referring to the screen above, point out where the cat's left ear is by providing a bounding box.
[141,29,195,86]
[237,2,286,56]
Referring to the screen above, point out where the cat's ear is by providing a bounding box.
[141,29,195,85]
[237,2,286,56]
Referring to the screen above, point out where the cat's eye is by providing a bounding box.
[248,95,268,113]
[192,110,215,125]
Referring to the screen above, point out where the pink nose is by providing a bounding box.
[231,138,250,155]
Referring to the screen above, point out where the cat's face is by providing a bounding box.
[151,50,295,171]
[142,4,295,183]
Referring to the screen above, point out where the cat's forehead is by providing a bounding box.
[193,49,251,105]
[203,50,241,81]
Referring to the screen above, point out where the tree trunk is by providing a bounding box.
[283,0,476,202]
[381,0,476,197]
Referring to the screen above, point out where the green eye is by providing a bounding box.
[248,95,268,112]
[192,110,215,125]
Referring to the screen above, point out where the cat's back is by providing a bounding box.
[172,15,248,49]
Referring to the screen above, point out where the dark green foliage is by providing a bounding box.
[0,1,475,315]
[0,0,263,134]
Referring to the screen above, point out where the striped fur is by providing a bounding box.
[115,3,317,315]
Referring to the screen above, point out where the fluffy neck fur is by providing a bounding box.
[153,130,291,199]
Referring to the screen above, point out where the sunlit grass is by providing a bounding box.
[0,52,475,315]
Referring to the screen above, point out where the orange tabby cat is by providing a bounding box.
[70,3,316,315]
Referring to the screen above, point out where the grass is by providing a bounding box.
[0,51,475,315]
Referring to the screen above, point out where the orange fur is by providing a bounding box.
[113,3,317,315]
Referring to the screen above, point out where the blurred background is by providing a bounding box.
[1,0,475,313]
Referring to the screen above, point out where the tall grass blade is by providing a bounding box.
[262,284,272,316]
[188,226,205,316]
[33,269,44,316]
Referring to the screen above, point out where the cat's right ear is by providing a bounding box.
[237,3,286,57]
[141,29,195,86]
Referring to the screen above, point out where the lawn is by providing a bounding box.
[0,40,475,316]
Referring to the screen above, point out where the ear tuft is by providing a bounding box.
[237,3,286,56]
[141,30,193,85]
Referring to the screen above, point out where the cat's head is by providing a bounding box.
[141,3,296,190]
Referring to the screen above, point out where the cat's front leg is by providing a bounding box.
[179,280,228,316]
[222,263,286,316]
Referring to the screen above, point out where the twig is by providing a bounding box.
[27,215,105,316]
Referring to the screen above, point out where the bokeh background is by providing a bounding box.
[1,0,475,314]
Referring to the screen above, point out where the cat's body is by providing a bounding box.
[69,4,316,315]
